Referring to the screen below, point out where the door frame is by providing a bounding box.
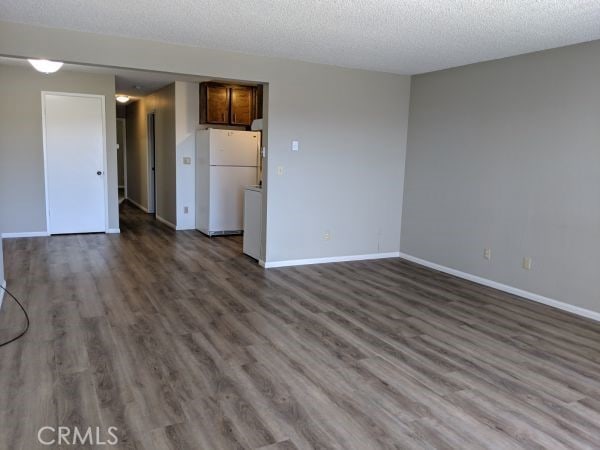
[116,117,128,199]
[41,91,109,234]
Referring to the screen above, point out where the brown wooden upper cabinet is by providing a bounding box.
[204,84,229,124]
[200,82,259,127]
[230,87,254,126]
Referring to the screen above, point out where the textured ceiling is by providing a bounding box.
[1,0,599,74]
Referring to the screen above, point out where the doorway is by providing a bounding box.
[42,92,108,234]
[147,111,156,215]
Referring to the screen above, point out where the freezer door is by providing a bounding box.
[209,129,259,167]
[209,166,258,232]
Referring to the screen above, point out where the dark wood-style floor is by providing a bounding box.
[2,203,600,449]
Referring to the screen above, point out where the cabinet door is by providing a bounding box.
[230,87,254,126]
[206,84,230,124]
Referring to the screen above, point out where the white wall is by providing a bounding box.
[0,21,411,264]
[402,40,600,313]
[0,63,119,234]
[175,81,199,230]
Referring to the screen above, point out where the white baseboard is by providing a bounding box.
[399,252,600,323]
[1,231,49,238]
[0,280,5,311]
[156,215,176,230]
[261,252,401,269]
[106,228,121,234]
[127,198,149,213]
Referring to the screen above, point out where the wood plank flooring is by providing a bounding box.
[1,202,600,449]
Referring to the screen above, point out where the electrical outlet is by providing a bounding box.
[184,206,189,214]
[183,156,192,165]
[277,166,284,176]
[483,248,491,260]
[522,257,532,270]
[324,231,331,241]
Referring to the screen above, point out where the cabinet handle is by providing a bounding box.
[233,113,237,123]
[222,113,225,122]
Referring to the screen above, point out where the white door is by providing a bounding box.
[209,166,258,232]
[43,93,106,234]
[209,129,259,167]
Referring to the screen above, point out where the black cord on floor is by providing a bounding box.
[0,283,30,347]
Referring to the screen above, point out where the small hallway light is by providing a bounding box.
[28,59,64,74]
[115,95,130,104]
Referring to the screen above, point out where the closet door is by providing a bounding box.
[43,93,106,234]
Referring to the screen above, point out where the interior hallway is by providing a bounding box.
[1,203,600,449]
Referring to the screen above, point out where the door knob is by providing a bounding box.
[97,171,103,175]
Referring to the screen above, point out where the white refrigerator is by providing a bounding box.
[196,129,260,236]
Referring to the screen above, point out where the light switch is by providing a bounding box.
[183,157,192,165]
[277,166,284,176]
[291,140,299,152]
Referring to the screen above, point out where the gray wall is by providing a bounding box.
[147,84,177,226]
[0,21,411,264]
[402,40,600,312]
[125,99,149,209]
[125,84,178,225]
[266,69,410,261]
[175,81,199,230]
[0,237,4,286]
[0,63,119,233]
[117,119,125,187]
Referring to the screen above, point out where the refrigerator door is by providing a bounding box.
[209,129,259,167]
[209,166,258,232]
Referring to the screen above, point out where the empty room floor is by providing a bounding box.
[1,204,600,449]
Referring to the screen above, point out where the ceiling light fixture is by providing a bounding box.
[115,95,130,104]
[28,59,64,74]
